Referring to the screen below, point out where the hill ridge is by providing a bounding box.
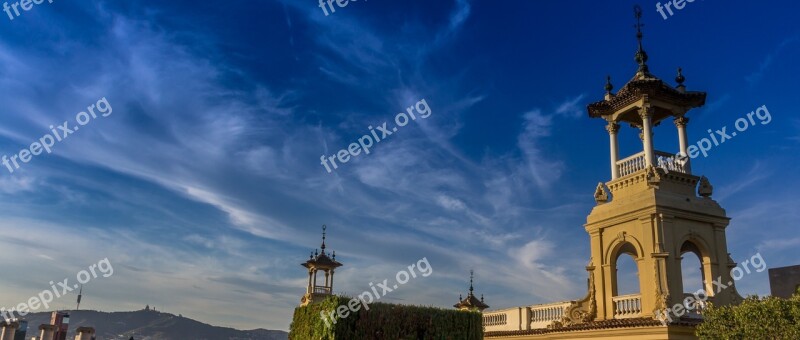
[19,309,287,340]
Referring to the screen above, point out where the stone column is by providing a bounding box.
[0,321,19,340]
[639,108,655,167]
[307,270,313,294]
[74,327,95,340]
[674,116,691,173]
[607,122,621,179]
[39,324,57,340]
[329,270,335,292]
[311,269,317,290]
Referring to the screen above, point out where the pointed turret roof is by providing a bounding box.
[454,270,489,311]
[301,225,342,270]
[587,6,706,123]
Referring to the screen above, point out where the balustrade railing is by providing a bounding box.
[529,302,571,329]
[313,286,331,294]
[612,294,642,319]
[615,150,688,178]
[655,150,688,174]
[483,313,507,326]
[683,293,706,318]
[616,151,646,177]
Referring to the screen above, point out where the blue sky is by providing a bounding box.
[0,0,798,331]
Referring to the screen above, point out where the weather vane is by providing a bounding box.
[632,5,649,71]
[634,5,644,33]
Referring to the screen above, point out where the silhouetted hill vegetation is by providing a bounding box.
[21,309,287,340]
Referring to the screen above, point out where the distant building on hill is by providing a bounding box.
[22,311,96,340]
[74,326,95,340]
[13,319,26,340]
[49,311,69,340]
[769,264,800,299]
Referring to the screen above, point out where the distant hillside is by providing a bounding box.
[21,310,287,340]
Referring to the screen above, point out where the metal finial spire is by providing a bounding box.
[633,5,649,73]
[676,67,685,85]
[320,224,327,253]
[469,270,474,295]
[605,75,613,93]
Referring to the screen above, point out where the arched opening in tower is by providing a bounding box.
[681,249,704,294]
[615,252,640,296]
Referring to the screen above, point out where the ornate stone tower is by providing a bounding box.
[583,6,742,322]
[455,270,489,312]
[300,225,343,306]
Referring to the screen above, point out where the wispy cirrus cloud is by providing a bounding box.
[745,36,800,86]
[1,0,795,331]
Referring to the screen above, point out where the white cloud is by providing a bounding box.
[555,94,587,118]
[436,194,467,211]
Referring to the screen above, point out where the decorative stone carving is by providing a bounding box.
[558,262,597,327]
[655,290,670,316]
[646,165,661,187]
[652,258,670,318]
[606,122,620,134]
[594,183,610,204]
[698,176,713,197]
[638,106,654,120]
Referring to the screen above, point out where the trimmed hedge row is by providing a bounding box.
[289,295,483,340]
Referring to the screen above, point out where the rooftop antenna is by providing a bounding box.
[76,285,83,310]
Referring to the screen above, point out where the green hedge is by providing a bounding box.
[696,289,800,339]
[289,295,483,340]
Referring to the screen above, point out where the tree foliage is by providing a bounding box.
[697,289,800,339]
